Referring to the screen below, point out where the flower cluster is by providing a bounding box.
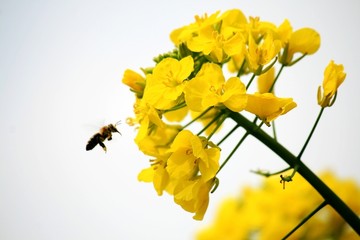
[122,9,345,220]
[196,171,360,240]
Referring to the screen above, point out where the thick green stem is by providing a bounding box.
[228,111,360,235]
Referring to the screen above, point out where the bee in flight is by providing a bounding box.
[86,121,121,152]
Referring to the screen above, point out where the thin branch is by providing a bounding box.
[282,201,328,239]
[298,107,325,159]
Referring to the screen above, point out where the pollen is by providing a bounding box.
[186,149,193,155]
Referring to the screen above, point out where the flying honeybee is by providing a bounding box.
[86,121,121,152]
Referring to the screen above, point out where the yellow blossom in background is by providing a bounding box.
[170,11,221,46]
[226,16,279,74]
[318,60,346,107]
[164,105,189,122]
[257,66,275,93]
[227,51,246,74]
[184,63,247,112]
[218,9,247,37]
[196,171,360,240]
[246,32,281,73]
[246,16,280,43]
[143,56,194,110]
[245,92,297,126]
[171,9,247,63]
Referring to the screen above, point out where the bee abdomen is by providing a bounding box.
[86,133,101,151]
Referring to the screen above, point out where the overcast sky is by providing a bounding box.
[1,0,360,239]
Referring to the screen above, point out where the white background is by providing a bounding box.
[1,0,360,239]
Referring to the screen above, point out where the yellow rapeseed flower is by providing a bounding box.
[187,31,245,63]
[138,156,170,196]
[170,11,221,46]
[167,130,220,182]
[171,9,247,63]
[132,98,165,144]
[280,27,320,65]
[246,32,281,73]
[173,176,216,220]
[143,56,194,110]
[184,63,247,112]
[317,60,346,107]
[245,93,297,126]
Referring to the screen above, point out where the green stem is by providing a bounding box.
[217,131,249,174]
[207,112,228,141]
[246,73,256,90]
[272,121,277,141]
[182,106,213,130]
[228,111,360,235]
[236,59,246,77]
[251,166,292,178]
[282,201,328,239]
[298,107,325,159]
[268,64,285,93]
[217,124,239,146]
[197,110,222,136]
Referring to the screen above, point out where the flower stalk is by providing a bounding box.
[297,107,325,159]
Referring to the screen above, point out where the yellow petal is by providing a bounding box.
[245,93,297,125]
[289,28,320,55]
[138,167,154,182]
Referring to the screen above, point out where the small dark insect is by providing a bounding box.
[86,121,121,152]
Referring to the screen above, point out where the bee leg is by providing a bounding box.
[107,132,113,141]
[98,141,107,152]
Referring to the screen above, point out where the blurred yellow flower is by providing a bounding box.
[318,60,346,107]
[257,66,275,93]
[245,92,297,126]
[164,105,189,122]
[196,171,360,239]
